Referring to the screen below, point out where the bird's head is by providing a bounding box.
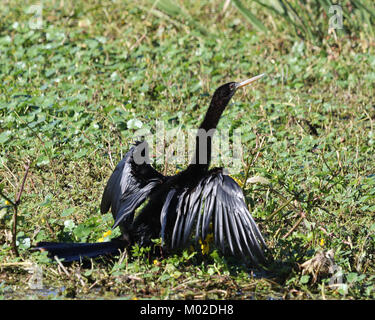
[199,73,266,132]
[212,73,266,106]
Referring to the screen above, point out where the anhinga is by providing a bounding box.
[35,74,267,265]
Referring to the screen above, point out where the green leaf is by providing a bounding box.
[61,208,75,217]
[36,155,50,167]
[127,119,143,129]
[300,275,310,284]
[64,219,76,232]
[0,131,11,144]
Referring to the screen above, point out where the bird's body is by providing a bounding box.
[34,75,267,265]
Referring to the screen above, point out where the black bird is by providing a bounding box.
[34,74,267,264]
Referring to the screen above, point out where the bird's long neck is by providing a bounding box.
[188,93,229,170]
[199,93,228,132]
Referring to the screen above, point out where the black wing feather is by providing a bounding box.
[101,142,165,229]
[222,203,235,254]
[160,189,177,242]
[171,189,189,248]
[181,192,202,246]
[214,202,225,252]
[161,169,266,264]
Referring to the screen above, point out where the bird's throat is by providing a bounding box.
[189,93,230,169]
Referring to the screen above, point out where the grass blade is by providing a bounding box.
[232,0,268,33]
[153,0,209,35]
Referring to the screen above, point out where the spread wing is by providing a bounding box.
[160,170,266,264]
[101,141,165,229]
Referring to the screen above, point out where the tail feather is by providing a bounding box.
[33,240,126,262]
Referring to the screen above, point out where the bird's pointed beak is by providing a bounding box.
[235,73,265,89]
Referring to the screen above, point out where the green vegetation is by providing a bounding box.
[0,0,374,300]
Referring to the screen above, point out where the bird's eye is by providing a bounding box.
[229,83,235,91]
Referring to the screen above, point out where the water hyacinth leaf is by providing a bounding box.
[61,208,75,217]
[0,131,11,144]
[64,220,76,232]
[36,155,50,167]
[127,118,143,129]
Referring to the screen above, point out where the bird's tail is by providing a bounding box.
[32,240,126,262]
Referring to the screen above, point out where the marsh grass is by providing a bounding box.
[0,0,374,299]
